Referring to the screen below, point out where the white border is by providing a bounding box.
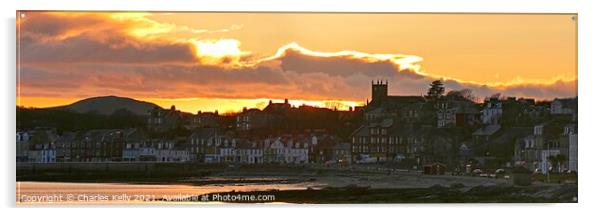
[2,0,601,215]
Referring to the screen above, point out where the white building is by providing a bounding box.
[539,149,561,174]
[568,131,578,172]
[551,98,577,115]
[435,100,479,128]
[286,140,309,164]
[16,132,30,162]
[122,148,139,161]
[482,99,503,125]
[122,146,157,161]
[264,136,309,164]
[218,138,236,163]
[157,149,190,162]
[28,144,56,163]
[264,137,285,163]
[436,102,456,128]
[24,129,58,163]
[235,141,264,164]
[122,139,190,162]
[156,140,190,162]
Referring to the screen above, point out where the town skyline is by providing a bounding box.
[17,12,577,113]
[17,78,578,188]
[16,82,577,115]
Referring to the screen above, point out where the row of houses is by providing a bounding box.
[178,128,351,164]
[147,105,221,132]
[147,97,361,136]
[513,123,578,174]
[17,128,191,163]
[16,128,351,164]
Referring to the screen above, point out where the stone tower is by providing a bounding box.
[371,80,388,105]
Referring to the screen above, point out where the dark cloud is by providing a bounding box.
[19,12,198,65]
[21,33,197,64]
[19,12,110,40]
[18,63,293,99]
[18,66,83,90]
[492,80,577,100]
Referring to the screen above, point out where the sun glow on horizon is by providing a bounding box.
[131,97,363,114]
[17,96,363,114]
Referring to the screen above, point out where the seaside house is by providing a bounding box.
[235,139,264,164]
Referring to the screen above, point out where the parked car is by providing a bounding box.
[451,168,463,176]
[563,170,577,174]
[494,169,506,178]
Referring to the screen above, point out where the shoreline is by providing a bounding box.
[17,165,512,188]
[194,183,578,203]
[17,165,578,203]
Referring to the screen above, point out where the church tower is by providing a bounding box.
[371,80,388,105]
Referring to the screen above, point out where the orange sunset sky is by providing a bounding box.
[16,12,577,113]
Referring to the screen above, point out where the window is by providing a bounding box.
[534,125,544,135]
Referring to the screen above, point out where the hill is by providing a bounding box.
[51,95,160,116]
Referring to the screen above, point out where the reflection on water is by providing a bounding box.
[16,181,321,205]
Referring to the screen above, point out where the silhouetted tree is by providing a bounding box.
[16,107,145,131]
[547,155,567,173]
[427,80,445,100]
[556,154,567,172]
[447,89,476,102]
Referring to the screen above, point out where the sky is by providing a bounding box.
[16,12,577,113]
